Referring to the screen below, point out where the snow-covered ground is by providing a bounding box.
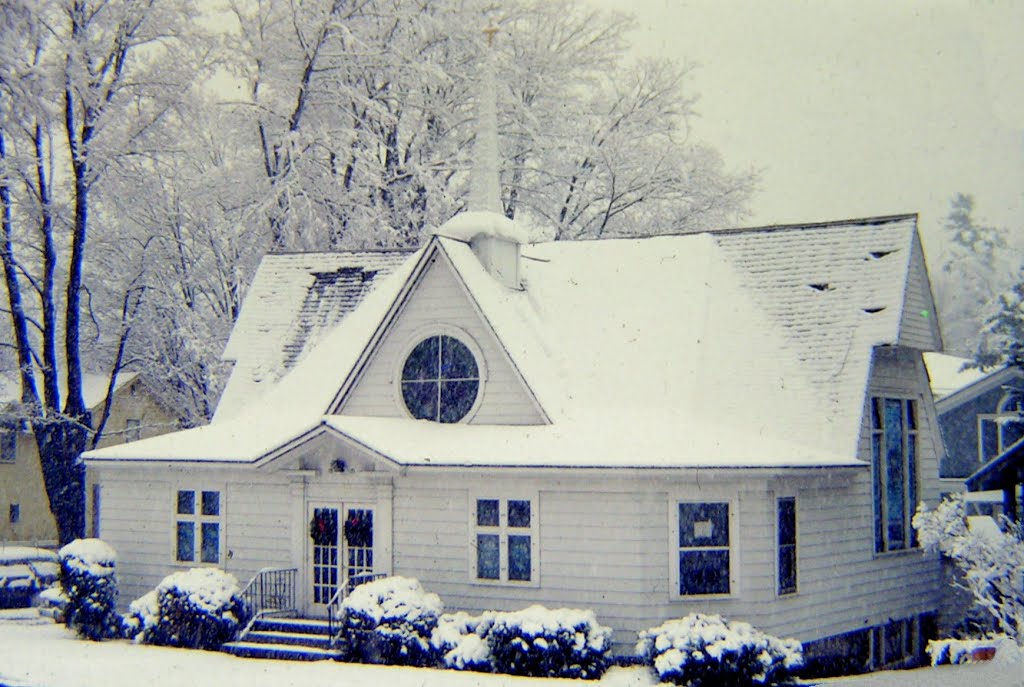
[0,609,1021,687]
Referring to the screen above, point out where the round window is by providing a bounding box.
[401,335,480,423]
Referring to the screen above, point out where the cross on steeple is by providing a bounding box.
[483,24,499,48]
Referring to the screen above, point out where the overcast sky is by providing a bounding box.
[587,0,1024,256]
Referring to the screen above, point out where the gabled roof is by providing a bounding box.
[923,353,1022,413]
[923,352,991,401]
[966,435,1024,492]
[85,213,934,470]
[215,251,410,419]
[0,371,138,413]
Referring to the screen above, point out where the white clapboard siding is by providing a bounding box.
[341,253,545,424]
[387,348,943,651]
[95,468,295,607]
[898,236,941,351]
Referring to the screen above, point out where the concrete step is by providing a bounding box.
[251,617,332,635]
[222,641,342,662]
[244,629,334,649]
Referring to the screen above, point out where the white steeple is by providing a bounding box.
[432,24,527,289]
[468,24,503,215]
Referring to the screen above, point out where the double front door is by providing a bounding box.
[306,502,375,615]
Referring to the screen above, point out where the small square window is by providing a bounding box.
[177,490,195,515]
[477,534,499,579]
[201,491,220,516]
[0,431,16,463]
[508,534,531,581]
[508,500,530,528]
[201,522,220,563]
[125,418,141,442]
[9,503,20,524]
[176,522,195,562]
[477,499,499,527]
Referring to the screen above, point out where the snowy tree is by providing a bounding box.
[0,0,206,542]
[975,267,1024,372]
[220,0,755,249]
[913,494,1024,641]
[933,194,1015,356]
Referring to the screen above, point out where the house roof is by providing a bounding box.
[215,250,410,420]
[966,435,1024,491]
[0,371,138,413]
[922,352,991,401]
[85,213,933,470]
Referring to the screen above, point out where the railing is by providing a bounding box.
[238,567,298,638]
[327,571,387,648]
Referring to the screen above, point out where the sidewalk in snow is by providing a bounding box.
[0,610,1021,687]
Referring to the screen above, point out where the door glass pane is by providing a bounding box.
[508,535,531,581]
[477,534,499,579]
[201,523,219,563]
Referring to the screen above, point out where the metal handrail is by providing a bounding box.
[327,571,387,648]
[238,567,298,638]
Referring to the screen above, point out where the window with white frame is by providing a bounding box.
[977,390,1024,464]
[176,489,222,564]
[777,497,797,595]
[124,418,142,442]
[871,397,919,553]
[472,497,536,583]
[0,429,16,463]
[677,502,731,595]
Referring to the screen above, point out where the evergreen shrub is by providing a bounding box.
[58,539,122,641]
[340,576,443,666]
[636,613,802,687]
[127,567,250,649]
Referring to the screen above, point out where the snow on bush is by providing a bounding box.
[927,635,1023,665]
[485,605,612,679]
[431,611,493,671]
[340,576,443,666]
[128,568,250,649]
[431,606,612,679]
[636,614,802,687]
[58,539,122,641]
[913,493,1024,641]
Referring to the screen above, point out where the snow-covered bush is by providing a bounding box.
[636,614,803,687]
[128,568,250,649]
[58,539,122,641]
[430,605,612,678]
[927,635,1023,665]
[913,493,1024,641]
[340,576,443,666]
[431,611,493,672]
[485,605,612,679]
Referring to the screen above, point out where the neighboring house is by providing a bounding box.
[923,352,1024,515]
[0,373,177,544]
[84,211,948,670]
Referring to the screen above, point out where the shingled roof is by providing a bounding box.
[216,251,410,419]
[85,214,938,469]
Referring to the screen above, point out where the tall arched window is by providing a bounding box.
[401,335,480,423]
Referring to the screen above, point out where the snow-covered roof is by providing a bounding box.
[86,214,931,470]
[431,211,528,245]
[0,371,138,412]
[922,352,991,400]
[216,251,410,419]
